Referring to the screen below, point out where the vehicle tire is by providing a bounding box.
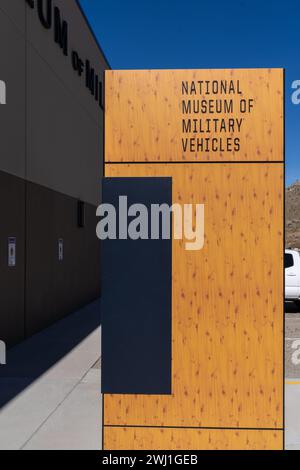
[294,300,300,309]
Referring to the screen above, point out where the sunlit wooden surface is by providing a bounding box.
[105,427,283,451]
[105,69,283,163]
[104,69,284,450]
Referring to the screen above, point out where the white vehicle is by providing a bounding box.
[285,249,300,306]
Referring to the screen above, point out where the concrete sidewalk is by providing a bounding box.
[1,299,299,450]
[0,300,101,450]
[285,311,300,450]
[285,381,300,450]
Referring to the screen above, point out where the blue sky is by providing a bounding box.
[80,0,300,186]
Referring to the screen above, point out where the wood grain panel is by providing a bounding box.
[104,163,284,430]
[105,69,283,163]
[104,427,283,450]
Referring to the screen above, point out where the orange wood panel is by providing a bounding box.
[105,69,283,163]
[104,163,284,430]
[104,427,283,450]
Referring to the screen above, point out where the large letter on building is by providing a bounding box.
[54,6,68,56]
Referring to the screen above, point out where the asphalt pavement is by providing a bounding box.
[285,302,300,450]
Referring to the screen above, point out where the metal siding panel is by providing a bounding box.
[101,177,172,395]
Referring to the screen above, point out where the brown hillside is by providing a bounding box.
[286,180,300,249]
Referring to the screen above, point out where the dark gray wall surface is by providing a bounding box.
[0,1,26,179]
[27,45,102,206]
[0,171,25,346]
[26,0,106,206]
[26,182,101,337]
[0,1,107,345]
[0,0,108,202]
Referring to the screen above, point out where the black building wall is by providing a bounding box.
[0,171,26,346]
[0,0,108,346]
[25,182,101,338]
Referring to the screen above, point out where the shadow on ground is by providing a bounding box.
[0,299,101,409]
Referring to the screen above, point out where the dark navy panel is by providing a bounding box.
[101,177,172,395]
